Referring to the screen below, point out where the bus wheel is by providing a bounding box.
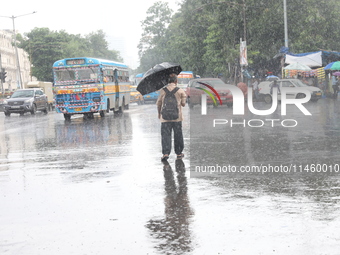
[100,110,105,117]
[119,98,125,113]
[106,100,110,113]
[64,114,71,121]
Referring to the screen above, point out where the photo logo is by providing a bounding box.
[200,86,312,116]
[197,85,313,128]
[196,82,222,107]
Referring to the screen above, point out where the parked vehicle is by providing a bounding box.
[3,88,49,116]
[26,81,54,111]
[130,85,144,104]
[186,78,233,108]
[258,79,322,104]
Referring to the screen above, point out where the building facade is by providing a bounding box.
[0,29,32,93]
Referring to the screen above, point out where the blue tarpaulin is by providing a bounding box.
[278,47,340,67]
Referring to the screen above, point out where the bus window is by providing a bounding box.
[55,69,76,81]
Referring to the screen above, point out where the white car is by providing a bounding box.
[258,79,322,103]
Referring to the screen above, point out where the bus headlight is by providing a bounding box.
[90,105,98,112]
[60,107,67,113]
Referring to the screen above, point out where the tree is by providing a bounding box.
[137,1,173,72]
[138,0,340,81]
[17,28,123,81]
[18,28,65,81]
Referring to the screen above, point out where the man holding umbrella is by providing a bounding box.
[136,62,185,162]
[156,73,187,162]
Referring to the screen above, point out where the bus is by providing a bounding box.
[177,71,196,91]
[134,73,143,86]
[52,57,130,120]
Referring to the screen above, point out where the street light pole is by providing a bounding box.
[242,0,246,42]
[0,11,36,89]
[283,0,288,48]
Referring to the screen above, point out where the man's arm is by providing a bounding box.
[156,90,164,119]
[180,90,187,107]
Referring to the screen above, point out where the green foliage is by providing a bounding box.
[137,1,173,72]
[17,28,123,81]
[138,0,340,81]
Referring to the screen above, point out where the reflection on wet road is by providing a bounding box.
[146,160,194,254]
[0,99,339,254]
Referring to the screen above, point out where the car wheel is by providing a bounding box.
[4,111,10,117]
[264,94,272,104]
[31,104,37,115]
[43,103,48,114]
[296,93,306,99]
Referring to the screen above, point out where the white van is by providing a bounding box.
[258,79,322,103]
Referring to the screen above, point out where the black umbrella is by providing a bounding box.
[137,62,182,95]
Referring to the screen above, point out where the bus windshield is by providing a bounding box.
[178,78,191,85]
[54,67,99,84]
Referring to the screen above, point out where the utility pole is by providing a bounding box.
[0,11,37,89]
[12,16,23,89]
[283,0,288,48]
[242,0,246,42]
[0,53,3,96]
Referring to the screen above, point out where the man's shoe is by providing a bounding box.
[161,155,169,162]
[176,153,184,159]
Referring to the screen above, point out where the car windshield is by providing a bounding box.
[292,79,308,87]
[199,79,226,88]
[11,90,34,98]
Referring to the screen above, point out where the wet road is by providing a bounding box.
[0,99,340,254]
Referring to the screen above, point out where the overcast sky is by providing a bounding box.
[1,0,180,69]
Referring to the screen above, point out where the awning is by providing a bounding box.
[285,51,322,67]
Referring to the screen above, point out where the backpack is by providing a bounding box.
[161,87,180,120]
